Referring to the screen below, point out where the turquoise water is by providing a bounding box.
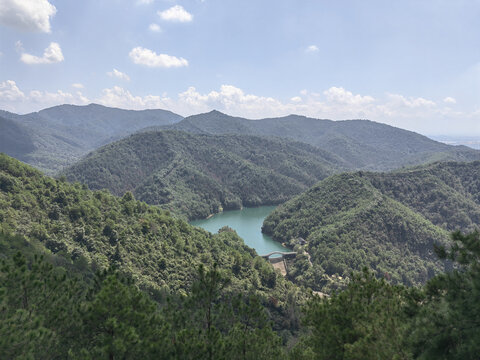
[190,206,287,256]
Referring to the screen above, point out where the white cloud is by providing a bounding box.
[158,5,193,22]
[29,89,89,106]
[129,46,188,68]
[98,86,172,110]
[0,80,25,101]
[107,68,130,81]
[323,87,375,106]
[306,45,319,53]
[0,80,89,113]
[165,85,469,135]
[0,0,56,33]
[149,23,162,32]
[384,93,436,109]
[443,96,457,104]
[176,85,293,118]
[137,0,154,4]
[20,42,64,64]
[72,83,84,89]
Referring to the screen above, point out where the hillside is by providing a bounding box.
[165,110,480,171]
[63,130,347,219]
[0,104,182,174]
[0,153,302,315]
[262,161,480,291]
[0,116,36,161]
[0,154,308,357]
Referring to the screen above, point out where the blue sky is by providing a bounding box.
[1,0,480,135]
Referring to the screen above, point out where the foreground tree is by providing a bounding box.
[165,264,284,360]
[73,271,167,359]
[293,269,411,360]
[408,230,480,359]
[0,244,83,358]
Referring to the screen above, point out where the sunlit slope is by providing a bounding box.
[263,172,451,291]
[0,153,298,305]
[63,130,346,219]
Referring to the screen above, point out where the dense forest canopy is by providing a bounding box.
[0,154,303,332]
[3,104,480,177]
[2,210,480,358]
[263,161,480,292]
[63,130,345,219]
[1,106,480,358]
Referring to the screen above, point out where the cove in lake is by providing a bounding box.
[190,206,288,256]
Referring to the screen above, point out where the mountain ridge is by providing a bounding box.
[0,103,183,174]
[262,161,480,291]
[62,129,347,219]
[163,110,480,171]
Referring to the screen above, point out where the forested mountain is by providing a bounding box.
[4,104,478,176]
[0,116,36,161]
[63,130,347,219]
[0,154,302,327]
[2,149,480,359]
[0,104,182,174]
[0,154,308,357]
[263,161,480,291]
[164,110,480,170]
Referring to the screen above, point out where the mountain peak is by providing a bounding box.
[207,109,226,115]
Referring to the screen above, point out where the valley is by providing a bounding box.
[3,2,479,357]
[62,129,343,219]
[2,105,480,358]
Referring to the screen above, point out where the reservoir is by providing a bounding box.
[190,206,287,256]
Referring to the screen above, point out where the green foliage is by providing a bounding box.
[0,117,36,162]
[407,230,480,359]
[368,161,480,232]
[167,110,480,171]
[74,272,161,359]
[3,189,480,360]
[294,269,411,360]
[0,154,302,341]
[264,172,452,291]
[162,264,285,360]
[264,161,480,291]
[63,130,341,220]
[291,230,480,360]
[0,233,85,358]
[0,237,285,359]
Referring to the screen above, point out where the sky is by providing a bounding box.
[1,0,480,136]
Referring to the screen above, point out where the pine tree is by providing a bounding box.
[409,231,480,359]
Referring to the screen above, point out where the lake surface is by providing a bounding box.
[190,206,287,256]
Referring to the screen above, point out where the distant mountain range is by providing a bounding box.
[262,161,480,291]
[163,110,480,171]
[2,105,480,175]
[0,104,182,174]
